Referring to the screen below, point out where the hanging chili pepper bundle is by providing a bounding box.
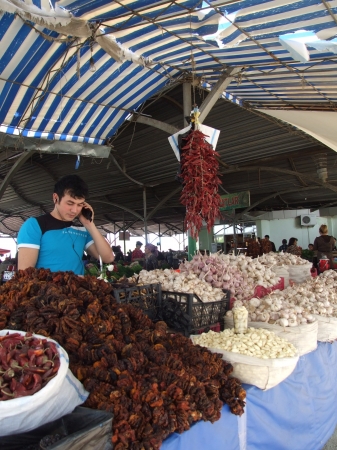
[180,128,223,239]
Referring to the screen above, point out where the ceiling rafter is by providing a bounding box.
[221,165,337,194]
[240,186,325,216]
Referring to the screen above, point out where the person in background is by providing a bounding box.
[144,243,158,271]
[131,241,144,263]
[261,235,276,254]
[17,174,114,275]
[313,224,335,270]
[333,237,337,251]
[278,239,288,252]
[112,245,124,263]
[286,237,302,256]
[246,234,261,258]
[308,243,314,251]
[126,250,132,263]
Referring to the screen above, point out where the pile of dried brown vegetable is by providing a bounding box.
[0,268,245,449]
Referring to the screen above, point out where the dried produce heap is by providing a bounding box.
[0,268,246,449]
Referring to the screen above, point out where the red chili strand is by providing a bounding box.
[180,130,223,239]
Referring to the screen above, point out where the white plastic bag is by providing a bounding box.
[312,315,337,342]
[0,330,88,436]
[225,317,318,356]
[288,263,312,284]
[272,266,290,288]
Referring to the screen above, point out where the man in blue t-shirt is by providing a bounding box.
[17,175,114,275]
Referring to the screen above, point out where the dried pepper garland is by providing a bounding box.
[180,128,223,239]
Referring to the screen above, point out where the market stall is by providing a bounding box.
[162,341,337,450]
[0,250,337,449]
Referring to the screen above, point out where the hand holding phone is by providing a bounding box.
[81,205,93,222]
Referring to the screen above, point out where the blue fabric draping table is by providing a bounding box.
[161,342,337,450]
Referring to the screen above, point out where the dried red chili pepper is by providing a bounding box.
[179,129,223,239]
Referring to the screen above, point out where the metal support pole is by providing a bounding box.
[233,210,237,256]
[183,82,192,126]
[158,223,161,250]
[122,212,126,255]
[143,186,148,244]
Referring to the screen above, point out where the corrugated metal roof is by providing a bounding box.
[0,84,336,237]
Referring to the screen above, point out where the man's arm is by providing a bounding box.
[17,217,41,270]
[85,225,114,263]
[79,202,114,263]
[18,247,39,270]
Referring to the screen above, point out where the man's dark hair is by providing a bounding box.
[54,175,88,200]
[265,235,269,239]
[282,239,287,244]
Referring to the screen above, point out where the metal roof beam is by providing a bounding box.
[222,166,337,194]
[199,68,242,123]
[90,200,143,221]
[0,151,36,202]
[147,185,182,221]
[288,157,308,187]
[239,186,322,216]
[129,115,179,135]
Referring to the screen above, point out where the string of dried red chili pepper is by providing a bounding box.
[180,129,223,239]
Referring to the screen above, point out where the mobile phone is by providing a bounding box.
[82,207,92,221]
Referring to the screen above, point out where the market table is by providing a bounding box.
[162,341,337,450]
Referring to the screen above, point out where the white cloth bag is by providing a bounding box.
[0,330,88,436]
[313,315,337,342]
[190,334,299,390]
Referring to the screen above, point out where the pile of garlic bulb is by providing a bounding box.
[229,270,337,327]
[193,328,297,359]
[179,252,280,300]
[137,268,225,302]
[258,252,309,266]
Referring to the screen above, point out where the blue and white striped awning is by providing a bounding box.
[1,0,337,144]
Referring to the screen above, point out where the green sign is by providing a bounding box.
[220,191,250,211]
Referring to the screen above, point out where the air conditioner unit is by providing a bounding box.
[300,215,316,226]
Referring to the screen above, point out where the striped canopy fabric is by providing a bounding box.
[1,0,337,145]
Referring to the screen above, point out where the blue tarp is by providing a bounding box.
[162,341,337,450]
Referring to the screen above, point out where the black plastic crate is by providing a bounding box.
[161,289,230,336]
[113,283,161,321]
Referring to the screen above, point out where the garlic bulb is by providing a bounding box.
[232,269,337,327]
[193,328,297,359]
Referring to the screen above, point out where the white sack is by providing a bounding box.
[0,330,88,436]
[313,315,337,342]
[191,334,299,390]
[225,317,318,356]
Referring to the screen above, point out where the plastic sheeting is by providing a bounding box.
[260,110,337,154]
[162,341,337,450]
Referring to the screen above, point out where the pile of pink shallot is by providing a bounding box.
[179,253,280,301]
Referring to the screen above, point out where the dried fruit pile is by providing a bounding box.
[0,268,245,449]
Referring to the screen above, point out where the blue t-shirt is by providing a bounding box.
[17,214,94,275]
